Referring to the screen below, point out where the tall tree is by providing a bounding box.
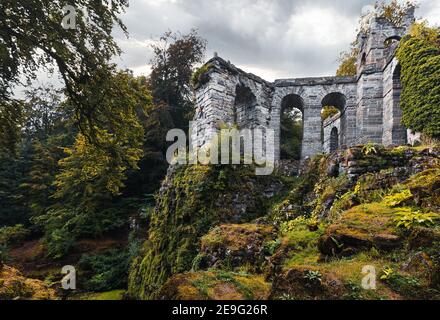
[336,49,357,77]
[149,30,206,130]
[32,71,153,257]
[0,0,128,141]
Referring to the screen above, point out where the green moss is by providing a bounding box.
[201,224,274,252]
[128,164,284,299]
[277,217,324,269]
[405,169,440,209]
[269,154,333,223]
[71,290,126,300]
[191,63,212,87]
[158,271,270,300]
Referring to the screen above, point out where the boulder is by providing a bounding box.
[318,204,402,257]
[270,266,344,300]
[196,224,275,271]
[157,271,270,300]
[0,265,56,300]
[408,227,440,250]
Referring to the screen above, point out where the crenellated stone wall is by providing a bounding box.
[191,7,416,161]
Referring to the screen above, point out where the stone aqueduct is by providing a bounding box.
[191,7,416,161]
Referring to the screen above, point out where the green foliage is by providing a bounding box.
[149,30,206,129]
[336,51,357,76]
[191,63,212,87]
[304,270,322,284]
[42,227,75,259]
[23,72,153,258]
[375,0,416,28]
[0,0,128,136]
[321,106,340,121]
[0,224,30,246]
[280,107,303,160]
[361,143,379,156]
[0,150,32,226]
[79,249,131,292]
[263,239,282,256]
[382,189,413,207]
[0,100,24,154]
[380,267,395,280]
[380,268,435,299]
[396,22,440,139]
[128,164,281,299]
[394,208,440,230]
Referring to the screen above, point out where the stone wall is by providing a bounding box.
[191,7,416,161]
[323,114,341,154]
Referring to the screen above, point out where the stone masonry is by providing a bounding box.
[191,7,416,161]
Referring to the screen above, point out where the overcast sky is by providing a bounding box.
[113,0,440,81]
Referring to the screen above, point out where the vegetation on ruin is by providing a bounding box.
[1,0,440,302]
[397,22,440,139]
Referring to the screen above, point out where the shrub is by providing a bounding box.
[79,249,131,292]
[191,64,212,87]
[394,208,440,230]
[382,189,413,207]
[0,224,30,246]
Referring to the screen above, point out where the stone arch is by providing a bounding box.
[384,35,402,45]
[330,127,339,152]
[321,92,347,150]
[279,94,304,160]
[234,85,257,127]
[321,92,346,111]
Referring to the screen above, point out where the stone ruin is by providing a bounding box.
[191,7,416,161]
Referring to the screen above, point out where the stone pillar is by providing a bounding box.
[302,102,322,159]
[382,59,407,146]
[356,72,384,144]
[192,69,236,150]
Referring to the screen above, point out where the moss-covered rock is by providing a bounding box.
[195,223,275,272]
[0,265,57,300]
[157,271,270,300]
[128,164,286,300]
[270,266,345,300]
[406,169,440,211]
[319,204,403,257]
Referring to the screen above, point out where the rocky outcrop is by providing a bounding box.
[157,271,270,300]
[270,266,345,300]
[318,204,403,257]
[194,224,275,272]
[128,164,287,300]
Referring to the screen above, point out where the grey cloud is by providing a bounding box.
[116,0,439,80]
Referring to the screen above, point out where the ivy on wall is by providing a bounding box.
[396,23,440,139]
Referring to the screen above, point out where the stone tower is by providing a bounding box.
[355,6,415,146]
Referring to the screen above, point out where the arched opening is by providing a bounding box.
[280,94,304,160]
[361,52,367,66]
[321,92,347,150]
[234,85,257,126]
[330,127,339,152]
[384,35,401,48]
[384,36,401,57]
